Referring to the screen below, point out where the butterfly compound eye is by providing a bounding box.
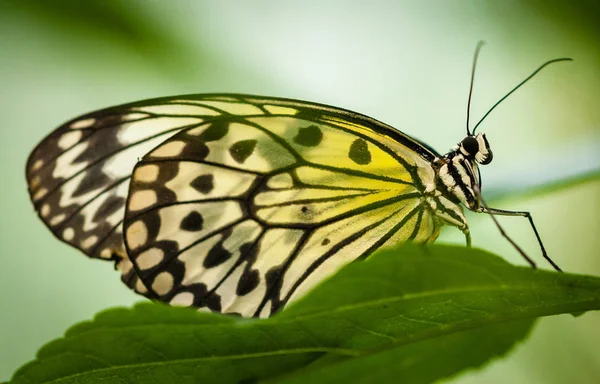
[461,136,479,156]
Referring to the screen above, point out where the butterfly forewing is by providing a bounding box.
[122,101,443,317]
[25,99,238,293]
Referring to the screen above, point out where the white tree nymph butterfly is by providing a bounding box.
[26,44,569,317]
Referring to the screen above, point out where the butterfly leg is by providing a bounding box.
[477,206,561,272]
[471,185,560,271]
[463,227,472,247]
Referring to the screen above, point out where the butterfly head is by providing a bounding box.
[458,133,493,165]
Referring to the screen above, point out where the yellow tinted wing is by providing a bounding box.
[119,96,442,317]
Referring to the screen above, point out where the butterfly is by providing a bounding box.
[26,46,567,317]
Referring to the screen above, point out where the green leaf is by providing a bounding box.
[11,245,600,384]
[270,319,536,384]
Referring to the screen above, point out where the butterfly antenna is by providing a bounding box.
[472,57,573,133]
[466,41,485,136]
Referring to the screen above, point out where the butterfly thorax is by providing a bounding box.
[433,133,492,211]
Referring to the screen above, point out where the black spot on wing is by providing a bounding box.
[321,238,330,246]
[190,174,214,194]
[174,121,230,162]
[180,211,204,231]
[348,138,372,165]
[293,125,323,147]
[179,141,209,161]
[299,205,315,220]
[229,140,257,164]
[202,227,234,268]
[204,289,222,312]
[197,121,229,142]
[204,239,233,268]
[262,264,286,315]
[236,269,259,296]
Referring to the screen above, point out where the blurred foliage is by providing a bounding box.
[518,1,600,37]
[488,169,600,201]
[0,0,206,82]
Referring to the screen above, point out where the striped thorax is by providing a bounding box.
[436,133,492,211]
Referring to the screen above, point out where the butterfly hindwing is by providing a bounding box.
[123,102,442,317]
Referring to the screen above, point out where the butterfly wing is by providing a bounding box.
[120,95,444,317]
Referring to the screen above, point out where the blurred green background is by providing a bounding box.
[1,1,598,382]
